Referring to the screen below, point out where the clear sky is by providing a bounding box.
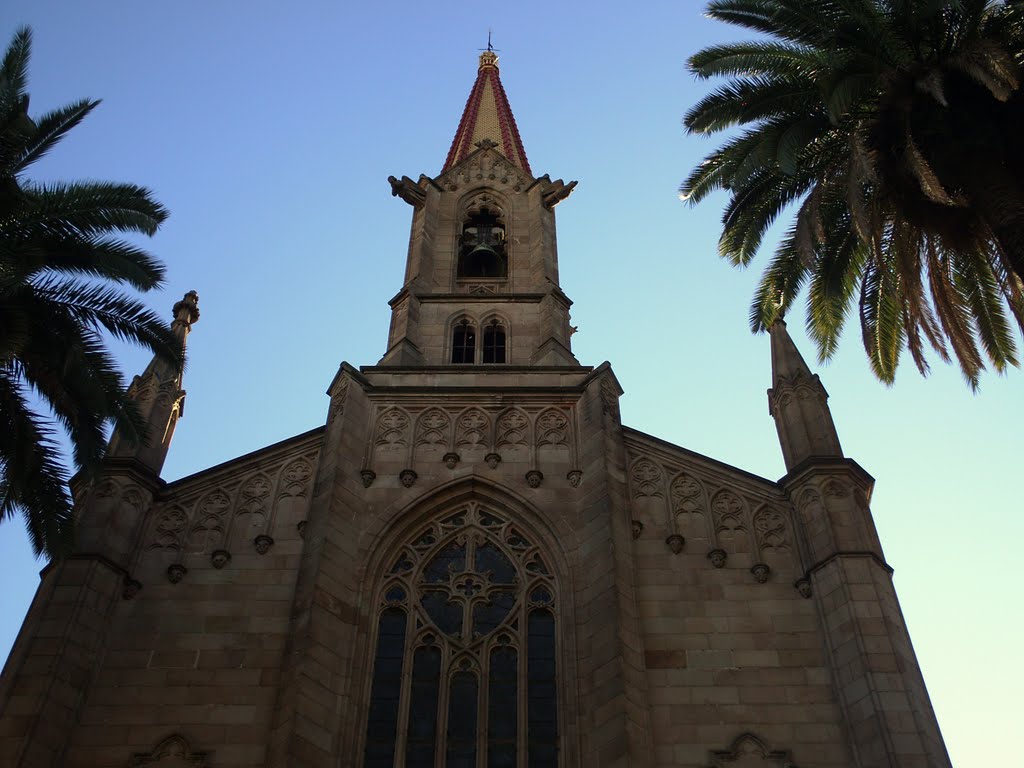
[1,1,1020,764]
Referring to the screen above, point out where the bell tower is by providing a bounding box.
[382,50,579,368]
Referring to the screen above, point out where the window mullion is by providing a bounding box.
[393,610,414,767]
[479,641,490,768]
[435,644,452,766]
[517,591,528,768]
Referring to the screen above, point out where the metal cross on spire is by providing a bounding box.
[479,29,500,53]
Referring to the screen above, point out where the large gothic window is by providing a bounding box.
[363,504,559,768]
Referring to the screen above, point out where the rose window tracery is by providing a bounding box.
[364,503,558,768]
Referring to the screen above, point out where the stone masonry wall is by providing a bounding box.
[624,431,854,767]
[58,433,321,767]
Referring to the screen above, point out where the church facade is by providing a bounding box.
[0,52,950,768]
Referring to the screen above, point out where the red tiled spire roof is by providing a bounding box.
[442,51,532,176]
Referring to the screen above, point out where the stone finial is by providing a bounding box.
[171,290,200,346]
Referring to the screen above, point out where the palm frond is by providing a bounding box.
[0,371,75,557]
[9,98,99,175]
[5,235,166,290]
[685,76,819,134]
[0,27,31,99]
[5,181,169,239]
[27,278,181,366]
[689,41,821,79]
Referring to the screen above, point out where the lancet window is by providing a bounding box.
[482,320,507,364]
[457,209,507,279]
[451,318,508,365]
[363,503,559,768]
[452,321,476,364]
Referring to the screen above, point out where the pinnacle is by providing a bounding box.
[769,318,813,384]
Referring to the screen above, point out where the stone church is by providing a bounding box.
[0,51,950,768]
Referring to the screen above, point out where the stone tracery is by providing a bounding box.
[363,502,558,767]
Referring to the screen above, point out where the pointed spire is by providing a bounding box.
[770,317,813,382]
[106,291,200,476]
[767,319,843,471]
[442,50,532,175]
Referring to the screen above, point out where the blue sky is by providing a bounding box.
[1,1,1021,763]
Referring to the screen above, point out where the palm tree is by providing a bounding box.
[0,27,181,558]
[681,0,1024,387]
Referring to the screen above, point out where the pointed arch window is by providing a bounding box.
[363,504,559,767]
[482,320,506,364]
[452,320,476,364]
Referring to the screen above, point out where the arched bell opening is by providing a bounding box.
[457,208,507,279]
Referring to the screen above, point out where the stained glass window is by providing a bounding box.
[363,503,559,767]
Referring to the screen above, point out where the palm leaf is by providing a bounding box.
[10,98,99,174]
